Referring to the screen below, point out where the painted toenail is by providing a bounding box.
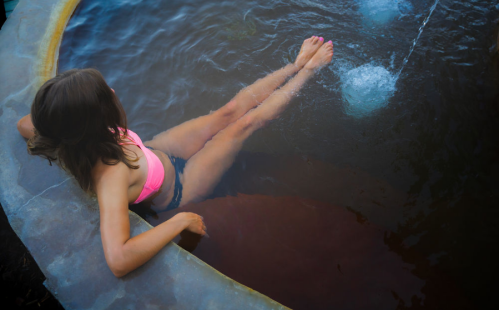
[328,40,332,44]
[319,37,324,41]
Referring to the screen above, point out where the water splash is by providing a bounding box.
[358,0,413,26]
[397,0,440,77]
[341,0,440,117]
[341,64,397,118]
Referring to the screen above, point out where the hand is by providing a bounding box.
[176,212,207,236]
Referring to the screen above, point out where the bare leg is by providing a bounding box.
[146,36,324,160]
[178,42,334,205]
[228,36,324,116]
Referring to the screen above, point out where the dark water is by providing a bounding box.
[59,0,499,309]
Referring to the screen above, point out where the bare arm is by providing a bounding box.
[17,114,35,139]
[95,162,206,277]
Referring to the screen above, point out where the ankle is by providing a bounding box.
[300,67,316,75]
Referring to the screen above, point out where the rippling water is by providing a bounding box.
[59,0,499,309]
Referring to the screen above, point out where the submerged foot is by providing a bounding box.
[294,36,324,68]
[304,40,333,71]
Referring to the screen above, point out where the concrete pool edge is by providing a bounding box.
[36,0,80,87]
[0,0,288,309]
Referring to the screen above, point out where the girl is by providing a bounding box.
[17,37,333,277]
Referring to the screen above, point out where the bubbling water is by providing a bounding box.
[358,0,412,26]
[343,0,438,118]
[341,64,397,118]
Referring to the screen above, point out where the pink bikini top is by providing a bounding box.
[119,128,165,204]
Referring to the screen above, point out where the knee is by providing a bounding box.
[239,114,255,131]
[242,110,268,130]
[218,100,238,120]
[229,113,264,140]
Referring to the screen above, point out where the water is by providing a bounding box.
[342,0,439,118]
[59,0,499,309]
[341,64,397,117]
[358,0,413,26]
[397,0,440,76]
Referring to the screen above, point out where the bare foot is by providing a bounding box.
[304,40,333,71]
[294,36,324,68]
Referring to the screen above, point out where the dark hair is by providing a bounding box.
[28,68,138,192]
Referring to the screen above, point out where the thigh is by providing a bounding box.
[178,117,254,206]
[144,101,237,160]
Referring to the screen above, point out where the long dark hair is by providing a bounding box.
[28,68,138,192]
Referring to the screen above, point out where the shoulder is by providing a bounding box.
[91,158,131,196]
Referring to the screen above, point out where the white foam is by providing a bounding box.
[340,64,397,118]
[358,0,412,26]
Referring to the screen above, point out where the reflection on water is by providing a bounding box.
[60,0,499,309]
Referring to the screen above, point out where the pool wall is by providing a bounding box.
[0,0,288,309]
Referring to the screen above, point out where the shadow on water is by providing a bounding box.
[147,193,474,310]
[138,150,488,309]
[62,0,499,308]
